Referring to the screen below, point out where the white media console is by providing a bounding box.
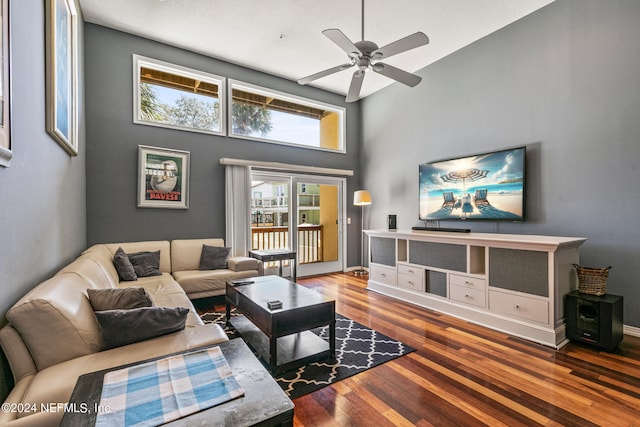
[365,230,587,348]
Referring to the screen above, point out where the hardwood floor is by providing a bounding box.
[288,272,640,427]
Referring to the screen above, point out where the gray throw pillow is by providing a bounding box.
[94,306,189,349]
[199,245,231,270]
[87,287,153,311]
[128,250,162,278]
[113,247,137,281]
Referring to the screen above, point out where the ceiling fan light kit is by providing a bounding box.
[298,0,429,102]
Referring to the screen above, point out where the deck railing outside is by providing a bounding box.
[251,225,322,264]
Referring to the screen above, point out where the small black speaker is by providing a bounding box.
[387,214,397,230]
[565,291,623,351]
[576,299,600,341]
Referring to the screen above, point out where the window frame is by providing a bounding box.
[132,54,226,136]
[228,79,346,154]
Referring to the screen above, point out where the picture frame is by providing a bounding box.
[0,0,11,167]
[138,145,190,209]
[45,0,78,156]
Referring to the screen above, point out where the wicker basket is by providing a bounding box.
[573,264,611,296]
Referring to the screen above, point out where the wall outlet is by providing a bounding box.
[347,217,352,224]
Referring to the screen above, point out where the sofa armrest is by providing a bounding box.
[228,257,263,275]
[0,326,36,383]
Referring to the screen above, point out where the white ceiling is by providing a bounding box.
[78,0,555,100]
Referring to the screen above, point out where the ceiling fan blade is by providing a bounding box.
[346,70,365,103]
[298,63,354,85]
[373,32,429,60]
[372,63,422,87]
[322,29,361,56]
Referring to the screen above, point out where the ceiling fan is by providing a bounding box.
[298,0,429,102]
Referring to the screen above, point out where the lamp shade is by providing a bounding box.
[353,190,372,206]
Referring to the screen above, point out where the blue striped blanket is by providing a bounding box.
[95,347,244,426]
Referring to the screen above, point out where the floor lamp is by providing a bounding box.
[353,190,372,275]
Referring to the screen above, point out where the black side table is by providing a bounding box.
[249,249,297,281]
[565,290,623,351]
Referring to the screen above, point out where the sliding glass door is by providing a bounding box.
[251,175,291,252]
[250,172,345,277]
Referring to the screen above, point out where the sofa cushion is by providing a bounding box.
[113,247,138,281]
[95,306,189,349]
[173,269,257,297]
[171,238,225,272]
[6,273,103,371]
[199,245,231,270]
[117,274,204,326]
[128,250,162,278]
[87,287,153,311]
[103,241,172,274]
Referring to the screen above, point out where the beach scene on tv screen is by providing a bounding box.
[420,148,524,220]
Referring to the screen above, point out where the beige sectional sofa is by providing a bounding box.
[0,238,262,426]
[170,238,263,299]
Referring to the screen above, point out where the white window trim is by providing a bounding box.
[132,54,226,136]
[228,79,346,154]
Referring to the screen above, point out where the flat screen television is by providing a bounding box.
[419,146,525,222]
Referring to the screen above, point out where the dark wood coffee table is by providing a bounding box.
[60,339,294,427]
[226,275,335,374]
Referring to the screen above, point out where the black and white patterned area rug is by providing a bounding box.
[200,310,415,399]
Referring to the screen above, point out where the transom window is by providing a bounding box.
[133,55,225,135]
[229,80,345,153]
[132,56,346,153]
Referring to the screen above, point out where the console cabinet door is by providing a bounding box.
[489,248,548,297]
[370,237,396,267]
[408,241,466,272]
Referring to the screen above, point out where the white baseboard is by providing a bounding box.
[624,324,640,338]
[345,266,368,273]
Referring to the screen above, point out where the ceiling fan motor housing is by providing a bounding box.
[355,40,378,71]
[355,40,379,56]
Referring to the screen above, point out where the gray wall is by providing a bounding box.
[361,0,640,327]
[84,24,363,267]
[2,0,637,401]
[0,0,86,399]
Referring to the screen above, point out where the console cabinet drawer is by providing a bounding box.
[450,274,486,290]
[397,264,425,292]
[489,290,549,324]
[398,264,423,277]
[398,273,425,292]
[370,264,397,286]
[450,285,486,308]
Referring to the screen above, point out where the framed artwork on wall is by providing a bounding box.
[138,145,190,209]
[45,0,78,156]
[0,0,11,167]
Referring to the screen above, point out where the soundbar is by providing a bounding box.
[412,226,471,233]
